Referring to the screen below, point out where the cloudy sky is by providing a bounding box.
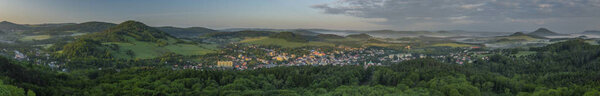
[1,0,599,33]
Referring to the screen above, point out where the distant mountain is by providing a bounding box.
[30,23,76,28]
[528,28,562,36]
[288,29,321,36]
[157,26,217,38]
[220,28,322,36]
[0,21,29,32]
[84,20,173,42]
[317,34,345,39]
[346,33,373,39]
[582,30,600,35]
[48,21,116,33]
[508,32,547,39]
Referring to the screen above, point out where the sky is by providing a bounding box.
[1,0,599,33]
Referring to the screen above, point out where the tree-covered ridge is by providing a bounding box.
[507,32,547,39]
[317,34,345,39]
[60,39,114,59]
[48,21,116,33]
[157,26,218,38]
[0,21,29,31]
[84,20,173,42]
[268,32,309,42]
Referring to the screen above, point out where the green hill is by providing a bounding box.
[60,21,215,59]
[49,21,116,33]
[269,32,309,42]
[528,28,562,36]
[0,21,29,32]
[84,20,173,43]
[60,39,113,58]
[157,26,217,38]
[24,21,116,35]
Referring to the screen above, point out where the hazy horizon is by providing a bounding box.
[1,0,599,33]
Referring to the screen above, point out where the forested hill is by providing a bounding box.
[83,20,174,42]
[48,21,117,33]
[57,20,191,59]
[0,21,29,32]
[1,39,600,95]
[268,32,309,42]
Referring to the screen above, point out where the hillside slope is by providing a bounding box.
[60,21,215,59]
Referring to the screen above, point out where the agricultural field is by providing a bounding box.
[19,35,52,41]
[164,44,216,56]
[106,37,216,59]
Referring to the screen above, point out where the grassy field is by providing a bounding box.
[19,35,52,41]
[431,43,474,47]
[105,37,216,59]
[105,41,165,59]
[241,37,335,48]
[165,44,216,56]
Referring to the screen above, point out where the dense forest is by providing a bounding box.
[1,40,600,96]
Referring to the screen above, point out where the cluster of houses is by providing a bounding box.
[198,45,416,70]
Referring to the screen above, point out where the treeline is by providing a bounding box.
[269,32,309,42]
[202,31,274,38]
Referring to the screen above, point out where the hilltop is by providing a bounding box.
[508,32,547,39]
[0,21,29,32]
[528,28,562,36]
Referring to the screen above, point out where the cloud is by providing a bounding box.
[312,0,600,31]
